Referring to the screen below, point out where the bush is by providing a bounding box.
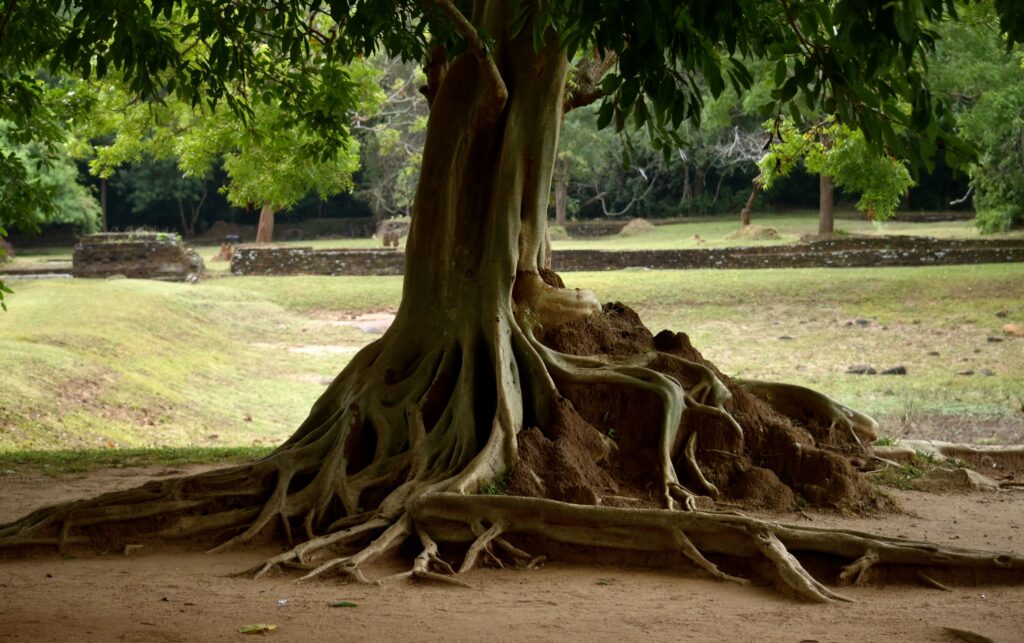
[975,206,1024,233]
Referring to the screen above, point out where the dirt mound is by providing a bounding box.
[196,220,254,242]
[618,218,656,236]
[512,300,887,512]
[725,224,780,240]
[547,224,569,241]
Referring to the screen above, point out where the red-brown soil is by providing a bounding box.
[2,465,1022,642]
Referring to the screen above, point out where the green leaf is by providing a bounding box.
[774,59,787,86]
[329,601,358,608]
[239,624,277,634]
[596,101,614,130]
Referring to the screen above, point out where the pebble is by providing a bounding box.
[847,365,877,375]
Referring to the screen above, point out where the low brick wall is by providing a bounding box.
[552,237,1024,271]
[73,233,205,281]
[230,236,1024,276]
[231,245,404,276]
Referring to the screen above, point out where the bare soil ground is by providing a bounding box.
[2,466,1023,642]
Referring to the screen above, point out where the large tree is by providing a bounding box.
[2,1,1023,600]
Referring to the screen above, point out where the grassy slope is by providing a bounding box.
[569,265,1024,436]
[2,221,1022,452]
[0,277,397,450]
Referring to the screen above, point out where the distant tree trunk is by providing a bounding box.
[256,202,275,243]
[818,173,834,234]
[739,175,762,226]
[99,178,108,232]
[679,161,691,205]
[553,161,569,226]
[693,166,706,200]
[177,199,190,236]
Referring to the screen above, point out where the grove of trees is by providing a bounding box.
[2,0,1023,600]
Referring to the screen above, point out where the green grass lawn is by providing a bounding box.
[2,260,1022,459]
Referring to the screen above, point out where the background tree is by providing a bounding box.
[3,0,1023,599]
[74,54,381,242]
[353,56,429,225]
[758,119,914,233]
[0,123,101,235]
[927,1,1024,232]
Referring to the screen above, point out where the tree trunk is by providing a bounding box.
[255,202,275,243]
[553,162,569,226]
[818,173,835,235]
[176,199,189,236]
[99,178,108,232]
[4,3,1020,600]
[740,175,762,226]
[693,166,706,200]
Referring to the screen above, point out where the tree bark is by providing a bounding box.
[819,173,835,235]
[99,178,108,232]
[256,202,275,243]
[553,163,569,226]
[740,175,762,226]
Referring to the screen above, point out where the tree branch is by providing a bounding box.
[426,0,507,119]
[564,51,618,113]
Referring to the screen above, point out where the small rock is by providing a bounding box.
[995,310,1009,318]
[854,319,871,327]
[910,467,1000,492]
[243,414,253,422]
[844,321,853,327]
[778,335,794,340]
[926,351,940,356]
[987,336,1004,343]
[979,368,995,377]
[847,365,877,375]
[1003,323,1024,337]
[957,369,975,376]
[881,366,907,375]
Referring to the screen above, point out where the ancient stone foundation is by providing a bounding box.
[73,233,205,282]
[230,236,1024,276]
[231,245,403,276]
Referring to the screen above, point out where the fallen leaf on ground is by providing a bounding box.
[329,601,358,608]
[239,624,277,634]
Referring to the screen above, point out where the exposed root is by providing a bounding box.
[748,526,853,602]
[838,548,879,585]
[410,493,1024,603]
[916,571,953,592]
[460,522,507,573]
[737,379,879,444]
[377,528,470,588]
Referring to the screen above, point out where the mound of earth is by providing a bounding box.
[618,218,656,236]
[547,224,570,240]
[196,221,255,243]
[726,224,781,240]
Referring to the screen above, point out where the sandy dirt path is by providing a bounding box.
[1,466,1023,642]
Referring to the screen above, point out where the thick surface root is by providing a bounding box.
[409,493,1024,602]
